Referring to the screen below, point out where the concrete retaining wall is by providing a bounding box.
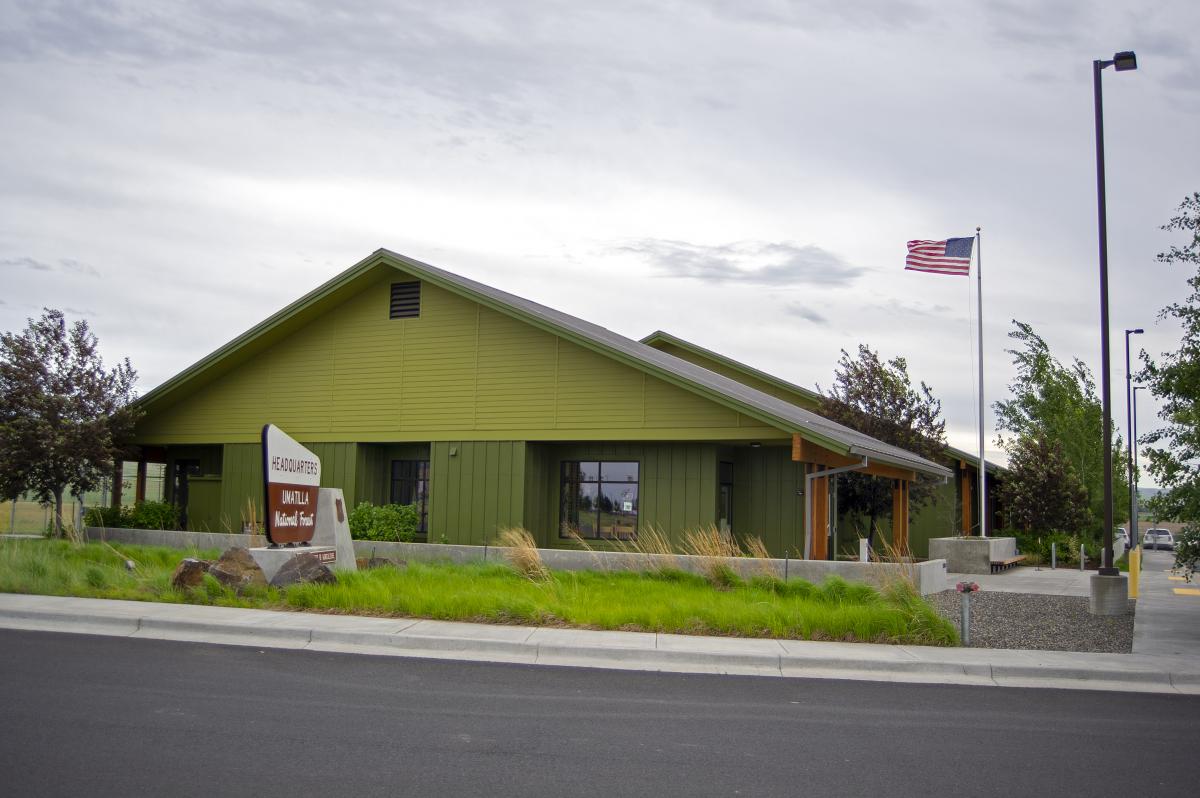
[85,526,267,551]
[86,527,948,595]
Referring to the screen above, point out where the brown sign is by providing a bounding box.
[262,424,322,546]
[266,482,319,544]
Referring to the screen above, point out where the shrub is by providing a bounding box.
[84,505,124,528]
[127,501,179,530]
[348,502,419,542]
[82,501,180,530]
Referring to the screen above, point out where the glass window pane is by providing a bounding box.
[598,483,638,540]
[600,461,638,482]
[560,481,599,538]
[719,461,734,485]
[577,461,600,482]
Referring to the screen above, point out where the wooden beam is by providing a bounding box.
[960,468,972,534]
[892,479,910,553]
[110,462,124,509]
[791,434,860,467]
[811,472,829,560]
[861,462,917,482]
[135,460,148,503]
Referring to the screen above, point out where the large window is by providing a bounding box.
[390,460,429,532]
[560,461,639,540]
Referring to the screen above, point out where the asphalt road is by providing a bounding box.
[0,629,1195,797]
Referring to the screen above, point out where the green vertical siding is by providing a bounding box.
[218,443,262,533]
[429,441,526,545]
[731,446,806,558]
[185,476,223,533]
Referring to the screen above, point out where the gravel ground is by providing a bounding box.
[926,591,1135,653]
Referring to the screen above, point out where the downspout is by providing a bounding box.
[803,457,868,560]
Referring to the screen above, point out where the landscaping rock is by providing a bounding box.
[270,552,337,588]
[209,547,268,592]
[170,558,211,590]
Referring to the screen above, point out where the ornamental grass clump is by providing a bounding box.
[683,524,747,587]
[497,526,550,582]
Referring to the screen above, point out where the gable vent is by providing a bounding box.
[389,281,421,319]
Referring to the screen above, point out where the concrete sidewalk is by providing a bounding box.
[2,593,1197,695]
[947,565,1093,596]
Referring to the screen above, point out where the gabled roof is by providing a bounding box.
[641,330,822,406]
[641,331,1000,477]
[138,249,951,478]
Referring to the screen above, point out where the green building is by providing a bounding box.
[126,249,952,558]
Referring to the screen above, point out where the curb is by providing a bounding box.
[2,598,1197,695]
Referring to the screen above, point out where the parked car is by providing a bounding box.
[1116,527,1130,552]
[1142,529,1175,550]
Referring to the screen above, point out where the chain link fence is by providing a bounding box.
[0,463,166,535]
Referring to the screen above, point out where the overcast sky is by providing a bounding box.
[2,1,1197,481]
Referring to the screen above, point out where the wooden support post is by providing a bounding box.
[960,464,972,535]
[892,479,910,553]
[811,471,829,561]
[135,461,147,503]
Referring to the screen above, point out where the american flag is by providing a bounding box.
[905,237,974,276]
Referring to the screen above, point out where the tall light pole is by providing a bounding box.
[1125,327,1143,550]
[1094,50,1137,581]
[1133,384,1146,546]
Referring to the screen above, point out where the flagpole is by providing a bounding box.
[976,226,987,538]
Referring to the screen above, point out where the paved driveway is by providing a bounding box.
[1133,548,1200,656]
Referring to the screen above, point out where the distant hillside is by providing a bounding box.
[1137,487,1163,502]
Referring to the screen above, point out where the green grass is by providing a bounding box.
[0,539,958,646]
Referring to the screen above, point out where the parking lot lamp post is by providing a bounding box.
[1132,385,1146,547]
[1125,328,1143,549]
[1094,50,1137,576]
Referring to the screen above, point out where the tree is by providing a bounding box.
[997,434,1090,534]
[993,321,1129,539]
[1138,192,1200,523]
[0,309,139,535]
[819,344,948,542]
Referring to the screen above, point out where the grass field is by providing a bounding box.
[0,539,958,646]
[0,501,56,534]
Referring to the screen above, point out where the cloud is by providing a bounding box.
[874,299,956,319]
[782,303,828,324]
[2,256,52,271]
[620,239,865,287]
[0,256,99,276]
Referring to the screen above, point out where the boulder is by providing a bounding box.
[209,547,268,592]
[270,552,337,588]
[171,558,211,590]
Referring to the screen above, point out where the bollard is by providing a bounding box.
[1129,546,1141,599]
[1080,544,1085,572]
[961,592,971,646]
[956,581,979,647]
[859,538,869,563]
[1051,542,1056,570]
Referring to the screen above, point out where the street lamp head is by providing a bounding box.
[1113,51,1137,71]
[1127,327,1144,335]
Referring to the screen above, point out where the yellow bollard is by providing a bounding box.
[1129,546,1140,599]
